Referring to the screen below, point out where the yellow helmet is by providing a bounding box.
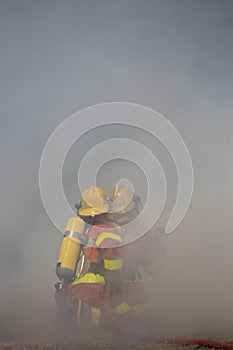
[78,186,109,217]
[109,185,136,214]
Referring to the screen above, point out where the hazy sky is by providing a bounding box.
[0,0,233,337]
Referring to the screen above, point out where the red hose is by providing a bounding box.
[104,284,233,350]
[142,335,233,350]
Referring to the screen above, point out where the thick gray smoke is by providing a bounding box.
[1,0,233,340]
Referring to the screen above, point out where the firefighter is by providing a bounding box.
[55,186,112,329]
[55,186,129,330]
[106,185,165,334]
[109,185,164,276]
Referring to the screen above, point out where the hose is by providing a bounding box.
[104,284,233,350]
[142,336,233,350]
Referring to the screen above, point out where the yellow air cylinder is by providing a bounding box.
[56,217,85,284]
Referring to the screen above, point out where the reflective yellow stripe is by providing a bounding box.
[112,302,130,315]
[96,232,122,247]
[146,254,164,275]
[91,307,101,326]
[104,258,123,270]
[131,303,147,316]
[124,277,141,283]
[131,299,153,316]
[71,273,105,285]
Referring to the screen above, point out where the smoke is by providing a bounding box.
[0,0,233,341]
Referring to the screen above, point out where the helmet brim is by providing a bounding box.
[79,203,109,217]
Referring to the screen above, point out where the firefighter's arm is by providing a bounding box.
[141,229,165,275]
[56,217,85,284]
[95,229,124,282]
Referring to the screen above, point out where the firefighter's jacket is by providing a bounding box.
[83,220,164,283]
[56,220,164,326]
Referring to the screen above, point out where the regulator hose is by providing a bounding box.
[104,284,233,350]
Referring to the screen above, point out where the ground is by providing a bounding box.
[0,330,232,350]
[0,338,199,350]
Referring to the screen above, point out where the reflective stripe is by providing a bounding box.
[96,232,122,247]
[91,307,101,326]
[71,273,105,285]
[104,258,123,270]
[77,299,82,328]
[131,299,153,316]
[124,278,141,283]
[112,301,130,315]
